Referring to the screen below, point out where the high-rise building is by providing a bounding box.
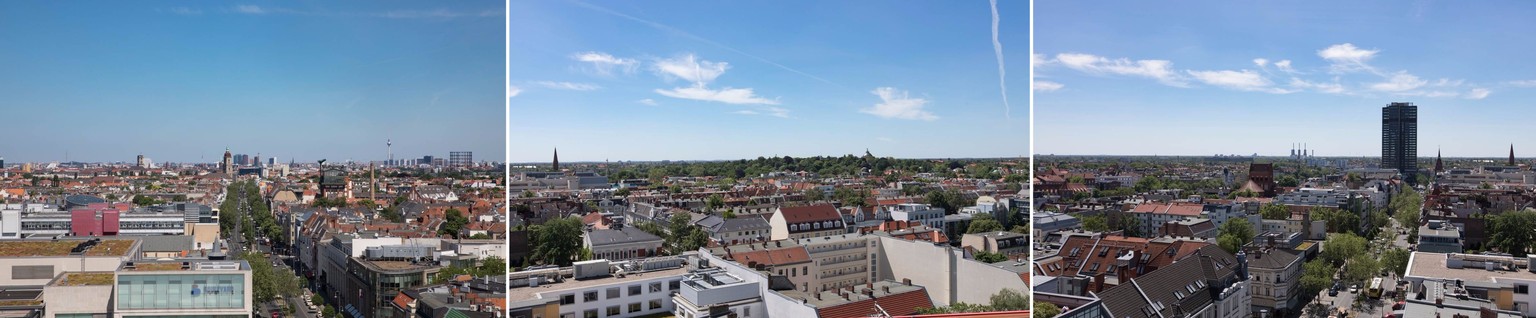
[136,154,146,168]
[449,151,472,167]
[221,148,234,174]
[1382,102,1418,182]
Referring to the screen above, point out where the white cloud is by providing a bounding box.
[1274,60,1295,73]
[1466,88,1491,99]
[1253,58,1269,68]
[235,5,265,14]
[534,81,601,91]
[654,86,778,105]
[765,107,791,118]
[1431,78,1465,87]
[1055,53,1184,86]
[1505,80,1536,87]
[1288,78,1346,94]
[732,110,759,115]
[652,54,728,85]
[861,87,938,121]
[571,52,638,76]
[649,54,778,105]
[1034,80,1064,92]
[508,86,521,98]
[637,99,657,106]
[1032,53,1052,67]
[1186,69,1291,93]
[988,0,1010,119]
[1369,72,1427,92]
[1318,43,1379,74]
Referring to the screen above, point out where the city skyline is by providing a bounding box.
[1034,1,1536,157]
[509,0,1028,162]
[0,1,505,163]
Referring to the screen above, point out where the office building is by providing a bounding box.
[1383,102,1418,182]
[449,151,473,167]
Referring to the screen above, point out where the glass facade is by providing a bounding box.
[117,274,245,310]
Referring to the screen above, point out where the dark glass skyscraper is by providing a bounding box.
[1382,102,1418,182]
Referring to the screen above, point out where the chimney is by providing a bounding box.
[1093,272,1107,293]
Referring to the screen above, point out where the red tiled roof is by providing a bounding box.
[778,204,843,223]
[1128,202,1203,216]
[731,246,811,267]
[816,287,935,318]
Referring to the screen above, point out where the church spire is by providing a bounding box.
[553,147,560,171]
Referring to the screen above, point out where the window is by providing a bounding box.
[650,282,663,293]
[670,280,681,290]
[744,306,751,317]
[583,309,597,318]
[11,265,54,280]
[650,300,663,310]
[1519,284,1531,294]
[629,303,642,313]
[802,266,808,275]
[629,285,642,296]
[583,291,598,302]
[560,293,575,305]
[607,306,621,316]
[607,287,620,299]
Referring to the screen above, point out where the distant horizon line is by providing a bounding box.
[508,156,1028,165]
[1037,154,1526,159]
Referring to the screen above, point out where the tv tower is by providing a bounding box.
[387,138,393,167]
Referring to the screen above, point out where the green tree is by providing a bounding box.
[988,288,1029,311]
[1321,233,1367,265]
[967,213,1005,234]
[1343,254,1380,284]
[1034,301,1062,317]
[666,213,709,254]
[973,251,1008,263]
[438,208,469,238]
[803,188,825,201]
[1278,175,1299,187]
[1488,210,1536,256]
[1259,204,1290,220]
[706,194,724,211]
[1381,247,1411,277]
[530,216,584,266]
[1119,216,1143,237]
[1300,258,1336,298]
[1217,218,1256,253]
[614,188,631,197]
[721,209,737,219]
[1081,215,1109,232]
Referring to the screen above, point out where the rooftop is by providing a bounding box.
[0,239,136,257]
[511,265,689,302]
[1406,252,1536,282]
[51,272,116,286]
[120,260,249,272]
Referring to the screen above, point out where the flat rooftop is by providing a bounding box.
[511,265,689,302]
[120,260,249,272]
[0,239,136,257]
[50,272,116,286]
[362,259,437,272]
[778,280,925,308]
[1406,252,1536,282]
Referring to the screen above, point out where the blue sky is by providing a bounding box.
[1035,1,1536,157]
[0,1,504,164]
[509,0,1028,163]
